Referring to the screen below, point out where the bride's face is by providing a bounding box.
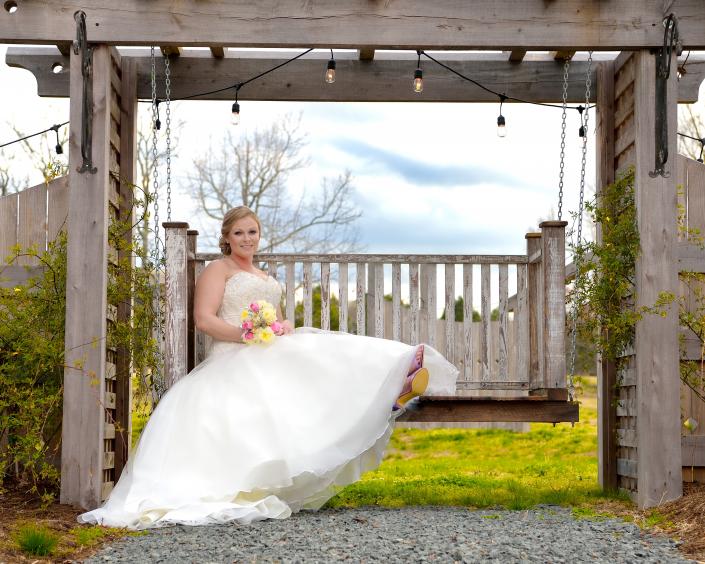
[227,216,260,259]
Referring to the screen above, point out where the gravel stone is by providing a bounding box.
[83,506,693,563]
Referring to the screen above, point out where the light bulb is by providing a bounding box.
[497,115,506,138]
[231,102,240,126]
[325,59,336,84]
[413,69,423,93]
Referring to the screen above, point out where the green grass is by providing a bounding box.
[14,523,59,556]
[326,376,630,510]
[71,525,108,547]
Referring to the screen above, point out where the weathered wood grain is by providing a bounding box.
[409,263,419,345]
[444,263,455,363]
[356,263,365,335]
[163,222,189,389]
[338,262,348,332]
[46,176,69,241]
[0,191,17,258]
[5,2,705,49]
[17,182,47,265]
[632,50,682,509]
[285,262,295,324]
[515,263,529,382]
[498,264,508,381]
[303,262,313,327]
[60,45,112,510]
[374,263,384,338]
[199,252,528,264]
[480,264,491,382]
[392,263,401,341]
[426,264,437,348]
[320,262,330,331]
[462,264,473,381]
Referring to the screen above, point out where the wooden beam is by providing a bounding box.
[395,396,579,423]
[632,50,682,509]
[552,50,576,61]
[55,42,71,56]
[209,46,225,58]
[2,2,705,49]
[506,50,527,63]
[8,48,704,104]
[358,48,375,61]
[160,46,182,58]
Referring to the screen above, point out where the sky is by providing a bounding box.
[0,45,597,258]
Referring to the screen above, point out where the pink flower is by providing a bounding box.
[270,321,282,335]
[243,331,255,341]
[242,320,253,331]
[249,302,260,313]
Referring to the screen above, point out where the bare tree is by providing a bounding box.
[186,116,362,253]
[679,104,704,162]
[0,153,29,196]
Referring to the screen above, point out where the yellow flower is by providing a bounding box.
[259,326,275,343]
[262,307,277,325]
[241,309,250,322]
[14,287,21,293]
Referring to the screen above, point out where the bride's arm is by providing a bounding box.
[194,261,244,342]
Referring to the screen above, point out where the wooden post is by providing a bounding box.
[538,221,567,400]
[632,50,681,508]
[163,222,189,389]
[186,230,198,372]
[526,233,543,392]
[61,45,112,509]
[595,60,618,491]
[194,258,207,365]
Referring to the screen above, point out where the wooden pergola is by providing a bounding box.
[3,1,705,512]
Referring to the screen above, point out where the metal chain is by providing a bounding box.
[150,46,165,401]
[164,53,173,222]
[568,51,593,402]
[557,59,570,221]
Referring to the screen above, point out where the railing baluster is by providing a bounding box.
[409,263,419,345]
[303,262,313,327]
[285,261,295,325]
[338,263,348,332]
[426,264,437,347]
[268,260,277,280]
[320,262,330,331]
[374,263,384,338]
[516,263,529,382]
[463,264,473,381]
[481,263,491,382]
[445,263,455,364]
[499,263,508,381]
[392,263,401,341]
[356,263,366,335]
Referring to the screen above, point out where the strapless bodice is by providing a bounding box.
[208,271,282,357]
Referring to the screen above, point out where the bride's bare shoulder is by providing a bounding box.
[197,259,231,287]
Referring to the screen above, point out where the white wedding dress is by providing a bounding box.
[78,272,457,529]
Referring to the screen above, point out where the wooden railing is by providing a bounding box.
[163,221,568,398]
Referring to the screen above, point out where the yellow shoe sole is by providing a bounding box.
[396,367,429,408]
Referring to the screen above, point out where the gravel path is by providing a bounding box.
[84,506,692,563]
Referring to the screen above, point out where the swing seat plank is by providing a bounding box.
[396,395,579,423]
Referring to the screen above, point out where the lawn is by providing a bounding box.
[325,376,631,509]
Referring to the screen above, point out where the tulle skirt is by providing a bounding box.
[77,329,457,529]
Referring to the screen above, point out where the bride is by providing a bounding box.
[78,206,458,529]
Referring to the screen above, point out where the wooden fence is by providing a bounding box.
[0,177,68,285]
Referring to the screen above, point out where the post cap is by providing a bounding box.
[538,220,568,228]
[525,232,542,239]
[162,221,189,229]
[187,230,199,236]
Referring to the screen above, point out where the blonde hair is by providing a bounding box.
[219,206,262,255]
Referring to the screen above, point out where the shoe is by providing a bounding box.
[393,367,430,411]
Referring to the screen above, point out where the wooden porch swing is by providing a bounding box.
[161,219,578,424]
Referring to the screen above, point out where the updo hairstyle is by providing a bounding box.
[219,206,262,256]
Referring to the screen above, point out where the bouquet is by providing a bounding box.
[240,300,283,344]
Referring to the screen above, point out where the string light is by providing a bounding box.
[496,94,507,138]
[49,124,63,154]
[577,105,586,137]
[231,87,241,125]
[413,51,423,93]
[325,49,336,84]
